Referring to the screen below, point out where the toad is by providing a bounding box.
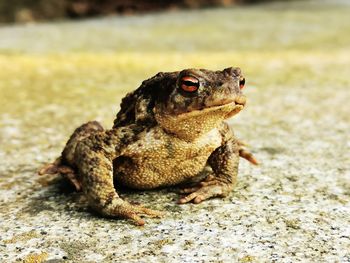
[39,67,258,225]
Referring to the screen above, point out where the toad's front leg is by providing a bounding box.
[75,130,162,225]
[179,138,239,204]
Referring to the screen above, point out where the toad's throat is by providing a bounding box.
[154,99,245,141]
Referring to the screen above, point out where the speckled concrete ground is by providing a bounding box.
[1,1,350,262]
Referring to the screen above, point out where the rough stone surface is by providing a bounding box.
[0,1,349,262]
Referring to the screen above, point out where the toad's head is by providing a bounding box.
[154,67,246,140]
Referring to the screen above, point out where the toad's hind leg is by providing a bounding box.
[238,140,259,165]
[38,157,81,190]
[61,121,104,166]
[38,121,104,191]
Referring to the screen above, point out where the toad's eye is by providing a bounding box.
[180,76,200,92]
[239,77,245,89]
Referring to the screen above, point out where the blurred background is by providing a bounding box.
[0,0,349,262]
[1,0,271,23]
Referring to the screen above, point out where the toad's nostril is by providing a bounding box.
[235,96,246,106]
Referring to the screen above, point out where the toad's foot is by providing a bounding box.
[38,157,82,191]
[238,140,259,165]
[178,175,231,204]
[105,201,164,226]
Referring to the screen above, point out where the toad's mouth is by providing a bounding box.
[176,96,246,120]
[205,95,246,108]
